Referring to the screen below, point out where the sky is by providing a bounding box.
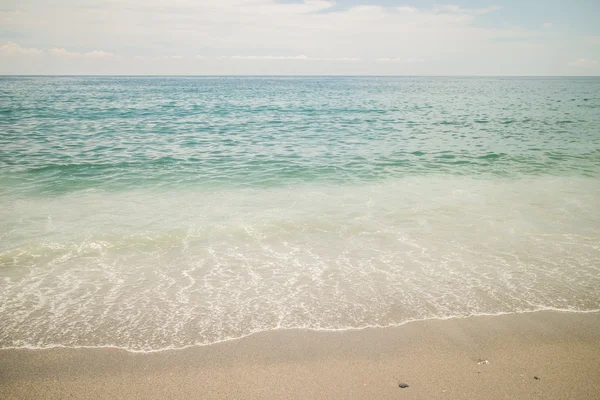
[1,0,599,75]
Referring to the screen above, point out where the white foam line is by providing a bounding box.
[2,307,598,354]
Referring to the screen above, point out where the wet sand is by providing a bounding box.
[1,311,599,399]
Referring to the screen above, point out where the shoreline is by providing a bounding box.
[2,308,599,354]
[2,311,599,399]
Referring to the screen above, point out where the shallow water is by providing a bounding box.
[1,76,599,351]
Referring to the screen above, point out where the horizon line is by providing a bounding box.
[2,74,600,78]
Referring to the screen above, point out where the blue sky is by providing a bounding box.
[288,0,600,32]
[1,0,599,75]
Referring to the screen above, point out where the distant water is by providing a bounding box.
[1,76,599,351]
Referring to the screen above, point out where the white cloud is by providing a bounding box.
[0,1,597,75]
[543,22,552,28]
[0,42,113,59]
[0,42,43,56]
[395,6,418,14]
[434,4,500,15]
[0,2,524,58]
[49,47,113,58]
[85,50,114,58]
[49,47,78,57]
[569,58,599,67]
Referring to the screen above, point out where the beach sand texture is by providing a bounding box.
[1,311,599,400]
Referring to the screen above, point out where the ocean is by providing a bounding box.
[1,76,599,351]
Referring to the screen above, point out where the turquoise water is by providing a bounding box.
[2,76,599,193]
[1,76,599,351]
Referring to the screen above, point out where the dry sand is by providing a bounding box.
[1,311,599,399]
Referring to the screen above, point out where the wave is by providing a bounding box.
[2,308,599,353]
[1,175,599,351]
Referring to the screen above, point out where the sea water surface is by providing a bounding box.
[1,76,599,351]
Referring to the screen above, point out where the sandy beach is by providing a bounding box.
[1,311,599,399]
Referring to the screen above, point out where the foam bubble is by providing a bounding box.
[1,175,599,351]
